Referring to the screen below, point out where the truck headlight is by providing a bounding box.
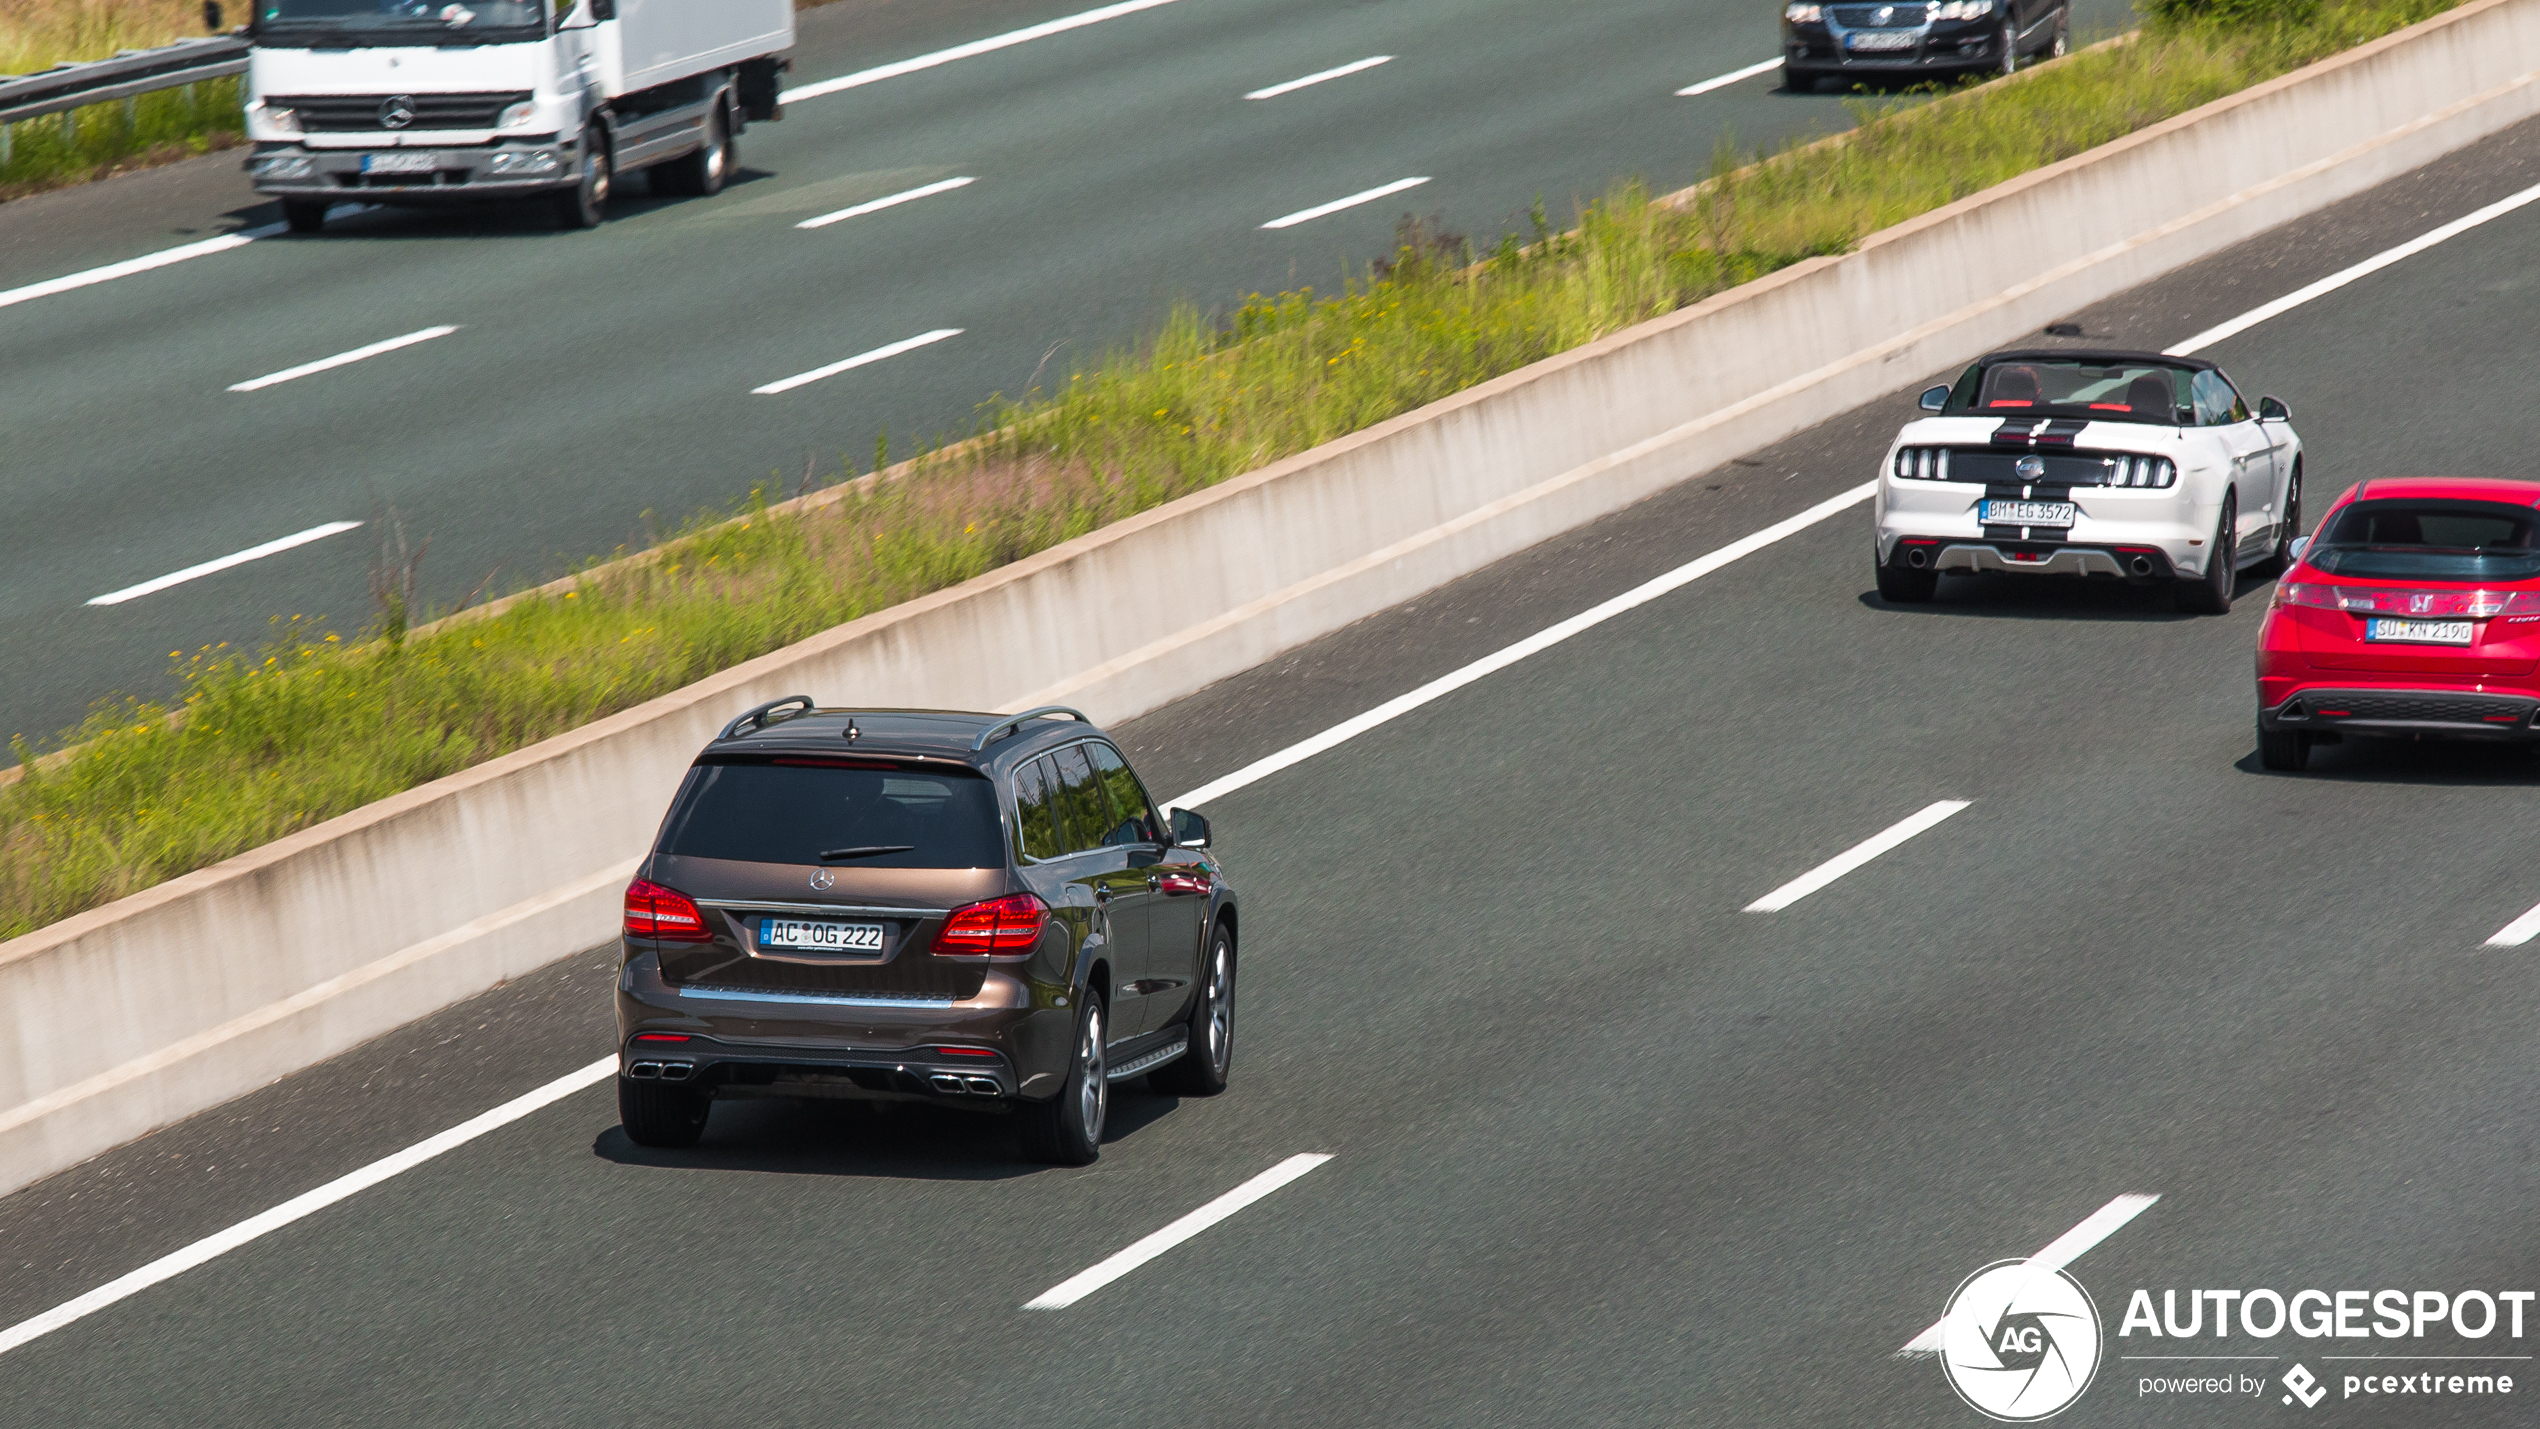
[495,100,539,129]
[247,99,302,135]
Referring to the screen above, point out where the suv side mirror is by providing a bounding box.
[2287,535,2310,564]
[1170,808,1212,848]
[2259,395,2290,422]
[1918,385,1949,413]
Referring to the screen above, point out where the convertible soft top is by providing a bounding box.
[1977,348,2219,372]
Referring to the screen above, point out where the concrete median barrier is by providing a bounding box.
[7,0,2540,1197]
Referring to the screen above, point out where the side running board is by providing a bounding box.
[1106,1038,1188,1083]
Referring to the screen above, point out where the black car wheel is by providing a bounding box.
[1151,924,1234,1097]
[1021,994,1106,1165]
[556,123,611,229]
[1996,18,2019,75]
[282,199,328,235]
[2176,495,2237,614]
[1876,552,1939,604]
[2268,459,2304,571]
[619,1076,711,1148]
[1784,66,1821,94]
[2048,2,2071,58]
[2257,721,2311,772]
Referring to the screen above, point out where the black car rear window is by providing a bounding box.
[657,761,1005,869]
[2310,499,2540,581]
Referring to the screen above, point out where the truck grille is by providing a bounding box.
[271,91,528,131]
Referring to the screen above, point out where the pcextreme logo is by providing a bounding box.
[1939,1260,2104,1421]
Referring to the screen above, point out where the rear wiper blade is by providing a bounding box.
[817,845,915,860]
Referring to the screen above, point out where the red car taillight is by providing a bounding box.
[624,878,712,943]
[2276,584,2540,617]
[933,893,1050,958]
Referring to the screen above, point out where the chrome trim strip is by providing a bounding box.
[700,900,948,917]
[673,986,959,1009]
[1105,1037,1189,1082]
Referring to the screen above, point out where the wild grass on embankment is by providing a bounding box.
[1,1,243,198]
[0,0,2461,938]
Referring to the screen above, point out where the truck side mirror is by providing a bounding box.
[1918,385,1949,413]
[1170,808,1212,849]
[2259,395,2290,422]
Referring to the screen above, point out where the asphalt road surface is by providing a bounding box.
[8,41,2540,1429]
[0,0,2135,751]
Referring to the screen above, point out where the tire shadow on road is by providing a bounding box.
[588,1081,1184,1179]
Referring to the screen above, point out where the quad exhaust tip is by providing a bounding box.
[628,1061,662,1080]
[626,1061,695,1081]
[928,1073,1005,1096]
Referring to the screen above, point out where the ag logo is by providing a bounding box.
[1939,1260,2103,1421]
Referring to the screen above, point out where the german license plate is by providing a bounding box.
[759,919,885,953]
[1848,31,1917,49]
[2366,617,2474,645]
[360,151,439,174]
[1980,499,2077,528]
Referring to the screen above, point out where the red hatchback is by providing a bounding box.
[2257,477,2540,771]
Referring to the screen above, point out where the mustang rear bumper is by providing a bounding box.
[1885,538,2180,581]
[2261,689,2540,740]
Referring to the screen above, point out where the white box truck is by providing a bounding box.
[241,0,793,232]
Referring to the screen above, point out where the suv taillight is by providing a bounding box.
[624,878,712,942]
[933,893,1050,957]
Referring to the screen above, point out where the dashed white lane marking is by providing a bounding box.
[1165,482,1879,812]
[1246,55,1394,100]
[86,521,366,607]
[0,1056,613,1359]
[0,206,372,314]
[1676,57,1783,96]
[1024,1153,1333,1309]
[2168,178,2540,355]
[1896,1194,2161,1357]
[228,325,459,393]
[781,0,1186,104]
[751,328,964,395]
[1743,800,1970,912]
[1261,176,1432,230]
[2483,899,2540,947]
[797,177,977,230]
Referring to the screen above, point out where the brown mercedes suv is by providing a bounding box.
[614,700,1237,1164]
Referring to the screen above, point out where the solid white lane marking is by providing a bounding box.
[796,177,976,230]
[1165,481,1878,812]
[0,1056,613,1360]
[1024,1153,1333,1309]
[1676,57,1783,97]
[2483,899,2540,947]
[1896,1194,2161,1357]
[1261,176,1431,230]
[781,0,1185,104]
[228,325,459,393]
[0,206,373,314]
[1246,55,1393,100]
[1743,800,1970,912]
[2168,178,2540,354]
[86,521,365,607]
[752,328,965,395]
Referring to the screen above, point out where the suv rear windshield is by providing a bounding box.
[657,761,1005,869]
[1948,360,2193,424]
[2310,499,2540,581]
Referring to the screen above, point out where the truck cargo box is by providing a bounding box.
[598,0,794,97]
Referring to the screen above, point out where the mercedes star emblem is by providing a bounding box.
[809,868,835,890]
[379,95,417,130]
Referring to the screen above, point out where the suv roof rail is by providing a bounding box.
[972,705,1089,752]
[719,694,815,740]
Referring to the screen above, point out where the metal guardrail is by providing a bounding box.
[0,35,249,130]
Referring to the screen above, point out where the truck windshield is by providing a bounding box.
[254,0,546,44]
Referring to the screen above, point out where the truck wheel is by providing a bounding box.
[282,199,328,235]
[556,125,611,230]
[659,103,733,198]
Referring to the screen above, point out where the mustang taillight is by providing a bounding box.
[2102,455,2176,488]
[624,878,713,943]
[933,893,1051,958]
[2275,584,2540,617]
[1892,446,1947,480]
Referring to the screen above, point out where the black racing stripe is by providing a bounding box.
[2035,418,2089,447]
[1989,417,2046,447]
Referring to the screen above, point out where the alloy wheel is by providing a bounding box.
[1204,938,1234,1076]
[1079,1000,1107,1144]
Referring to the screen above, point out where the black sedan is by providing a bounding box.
[1781,0,2070,91]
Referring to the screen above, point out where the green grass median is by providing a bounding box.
[0,0,2459,939]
